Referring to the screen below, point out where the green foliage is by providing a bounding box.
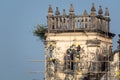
[33,24,47,41]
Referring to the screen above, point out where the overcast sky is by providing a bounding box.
[0,0,120,80]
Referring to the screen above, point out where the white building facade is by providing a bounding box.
[44,3,118,80]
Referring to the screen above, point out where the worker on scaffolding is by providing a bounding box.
[74,44,81,71]
[76,44,81,59]
[48,42,54,61]
[48,42,58,71]
[64,49,71,70]
[69,44,76,70]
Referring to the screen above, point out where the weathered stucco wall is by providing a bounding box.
[45,32,113,80]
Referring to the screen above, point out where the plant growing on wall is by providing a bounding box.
[33,24,47,41]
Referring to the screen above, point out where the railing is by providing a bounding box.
[48,15,109,33]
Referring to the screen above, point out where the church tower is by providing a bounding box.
[45,3,115,80]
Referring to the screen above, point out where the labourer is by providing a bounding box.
[76,44,81,58]
[70,44,76,70]
[48,42,54,59]
[64,49,71,69]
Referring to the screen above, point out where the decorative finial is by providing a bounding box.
[91,3,96,12]
[48,4,53,13]
[98,5,103,15]
[83,10,88,17]
[62,9,66,17]
[55,7,60,15]
[69,4,74,12]
[117,34,120,46]
[105,8,109,16]
[69,4,75,16]
[119,34,120,38]
[91,3,96,17]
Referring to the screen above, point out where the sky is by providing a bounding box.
[0,0,120,80]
